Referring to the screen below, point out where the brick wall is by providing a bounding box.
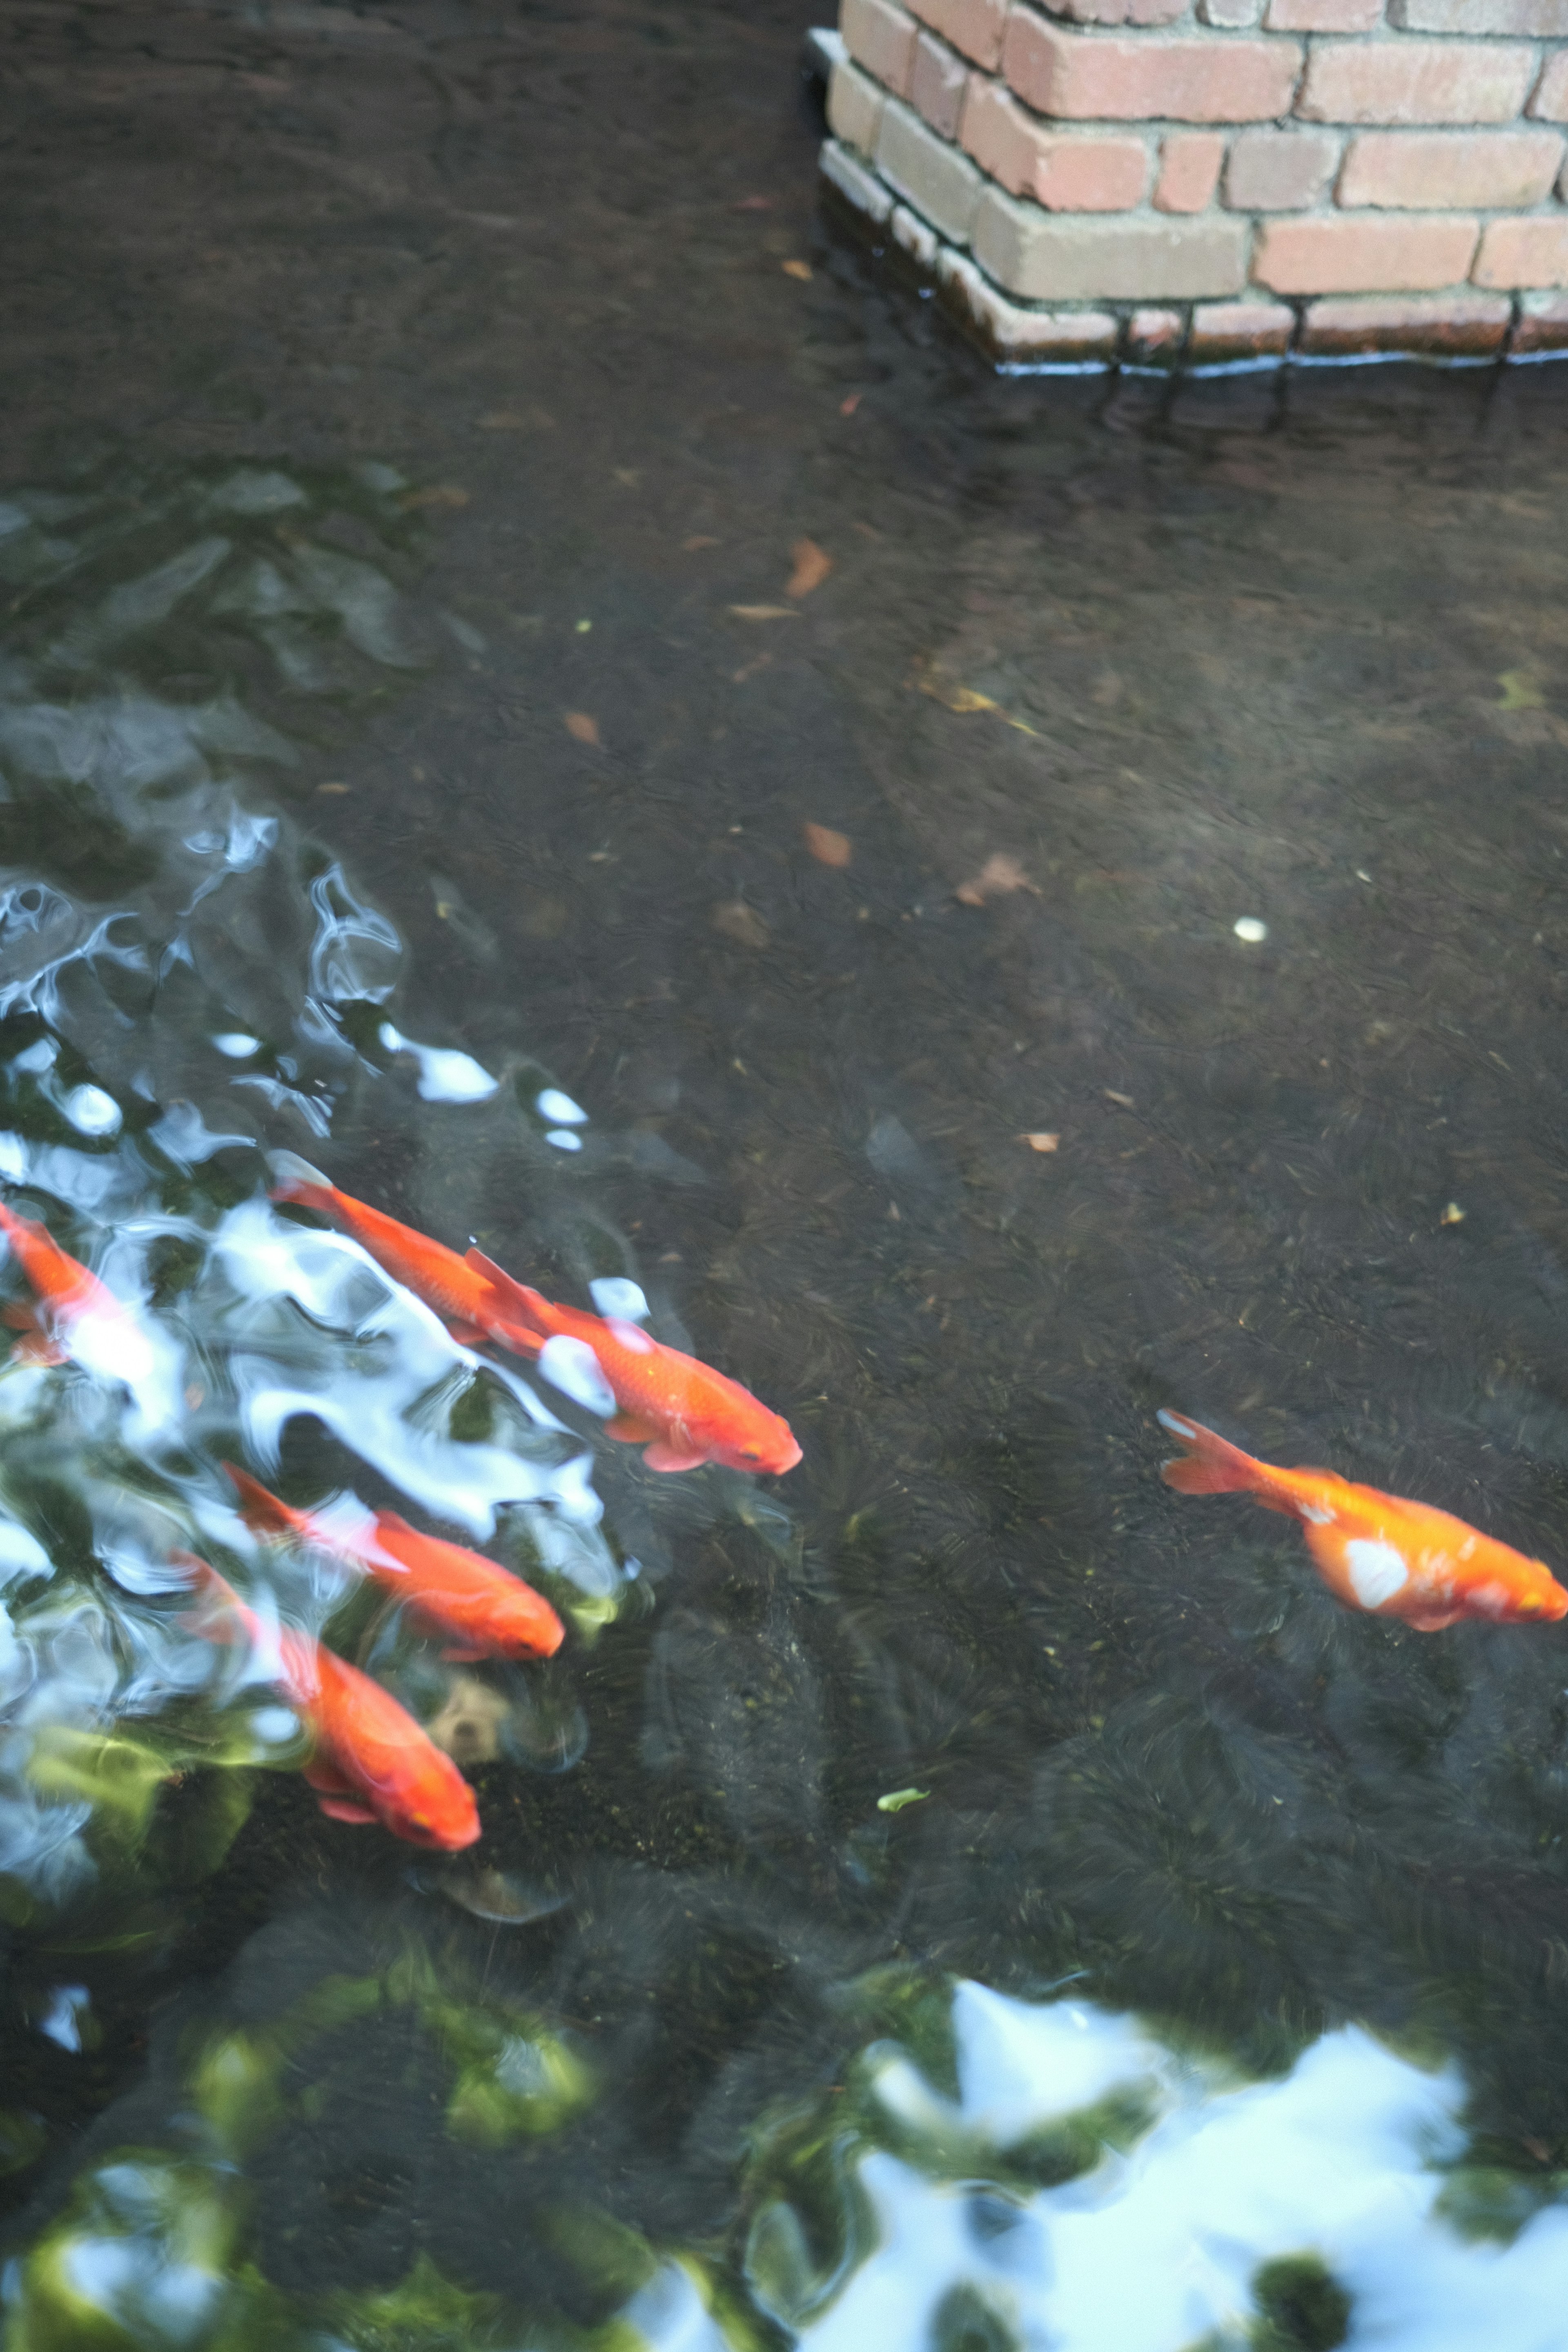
[819,0,1568,365]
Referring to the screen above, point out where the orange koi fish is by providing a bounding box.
[463,1254,802,1476]
[174,1552,479,1848]
[268,1154,518,1351]
[1158,1410,1568,1631]
[0,1198,154,1383]
[223,1464,564,1660]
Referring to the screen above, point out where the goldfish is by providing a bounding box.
[223,1463,564,1660]
[174,1551,480,1848]
[0,1198,155,1386]
[464,1252,802,1475]
[268,1153,519,1351]
[1158,1410,1568,1631]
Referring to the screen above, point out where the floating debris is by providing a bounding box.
[877,1787,930,1814]
[803,822,852,867]
[1233,917,1268,944]
[786,539,833,599]
[1021,1132,1060,1153]
[1440,1202,1466,1227]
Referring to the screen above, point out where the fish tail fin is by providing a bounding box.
[463,1249,552,1347]
[1157,1410,1265,1498]
[267,1150,338,1215]
[170,1549,250,1643]
[222,1461,303,1538]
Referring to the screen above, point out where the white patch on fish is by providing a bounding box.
[1344,1539,1410,1611]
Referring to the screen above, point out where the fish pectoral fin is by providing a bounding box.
[316,1796,379,1826]
[302,1757,354,1795]
[606,1412,657,1444]
[640,1439,710,1474]
[9,1329,68,1368]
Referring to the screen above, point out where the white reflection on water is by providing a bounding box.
[795,1987,1568,2352]
[377,1020,498,1104]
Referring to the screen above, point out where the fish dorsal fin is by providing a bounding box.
[464,1248,550,1327]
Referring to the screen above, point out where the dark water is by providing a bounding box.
[3,4,1568,2347]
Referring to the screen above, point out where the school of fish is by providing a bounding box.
[4,1134,1566,1858]
[0,1160,801,1852]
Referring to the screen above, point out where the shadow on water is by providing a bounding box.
[2,0,1568,2345]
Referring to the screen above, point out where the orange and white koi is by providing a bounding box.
[1158,1410,1568,1631]
[174,1551,480,1849]
[223,1464,564,1660]
[268,1154,519,1351]
[464,1253,802,1475]
[0,1198,154,1385]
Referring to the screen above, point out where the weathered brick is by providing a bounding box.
[821,134,896,223]
[891,200,942,266]
[937,249,1121,359]
[843,0,918,97]
[877,94,985,242]
[1125,307,1186,364]
[1300,291,1510,354]
[1225,127,1340,207]
[1189,297,1296,361]
[1339,128,1565,207]
[905,0,1009,69]
[1512,289,1568,352]
[973,186,1250,297]
[1200,0,1263,19]
[910,29,969,138]
[960,80,1149,208]
[1393,0,1568,30]
[1266,0,1379,27]
[1047,0,1188,22]
[1253,212,1479,290]
[1530,53,1568,119]
[827,59,887,158]
[1003,16,1302,122]
[1155,131,1225,211]
[1473,214,1568,285]
[1298,40,1535,125]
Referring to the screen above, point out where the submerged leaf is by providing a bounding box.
[786,538,833,599]
[877,1787,930,1814]
[803,822,852,868]
[564,710,600,746]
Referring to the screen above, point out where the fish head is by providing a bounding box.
[395,1782,482,1851]
[1506,1565,1568,1624]
[709,1409,802,1477]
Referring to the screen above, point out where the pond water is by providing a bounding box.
[3,4,1568,2348]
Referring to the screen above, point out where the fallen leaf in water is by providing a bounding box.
[1104,1089,1135,1109]
[401,484,470,510]
[1440,1200,1466,1227]
[786,538,833,599]
[713,900,770,949]
[913,656,1039,736]
[683,534,719,550]
[316,781,350,795]
[1497,670,1546,710]
[1021,1132,1059,1153]
[840,392,862,416]
[425,1677,510,1765]
[955,853,1041,906]
[734,194,775,211]
[803,822,852,868]
[782,258,813,281]
[877,1787,930,1814]
[564,711,600,746]
[729,604,799,621]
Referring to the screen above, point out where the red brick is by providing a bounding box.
[973,187,1249,297]
[1339,128,1565,208]
[1299,292,1510,354]
[1253,212,1480,290]
[905,0,1009,70]
[1512,290,1568,352]
[960,79,1149,208]
[910,29,970,138]
[827,59,888,158]
[1155,131,1225,211]
[1125,307,1186,364]
[1225,127,1340,208]
[1003,16,1302,122]
[1298,40,1535,125]
[843,0,918,97]
[1473,215,1568,285]
[1530,53,1568,120]
[1189,298,1296,362]
[1266,0,1379,25]
[1395,0,1568,30]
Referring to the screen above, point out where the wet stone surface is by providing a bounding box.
[2,2,1568,2348]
